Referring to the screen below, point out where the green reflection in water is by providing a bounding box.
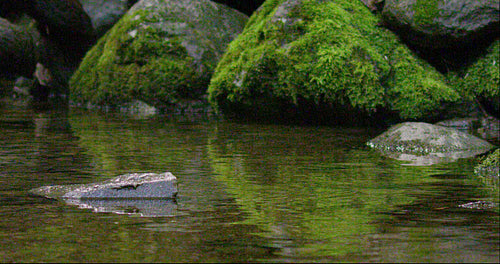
[207,122,443,258]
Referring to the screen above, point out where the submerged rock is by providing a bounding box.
[367,122,495,165]
[30,172,178,200]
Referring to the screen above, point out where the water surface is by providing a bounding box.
[0,102,498,262]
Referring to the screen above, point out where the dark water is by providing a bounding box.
[0,101,498,263]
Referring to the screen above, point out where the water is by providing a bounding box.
[0,101,498,262]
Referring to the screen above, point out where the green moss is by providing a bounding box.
[70,9,208,110]
[209,0,459,123]
[478,148,500,169]
[447,40,500,115]
[412,0,440,27]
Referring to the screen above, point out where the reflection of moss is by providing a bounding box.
[207,123,438,257]
[209,0,459,123]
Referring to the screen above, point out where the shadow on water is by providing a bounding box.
[0,100,498,262]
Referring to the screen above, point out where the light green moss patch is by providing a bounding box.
[209,0,459,123]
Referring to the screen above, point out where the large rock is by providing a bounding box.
[208,0,461,125]
[70,0,248,113]
[367,122,495,165]
[29,172,178,199]
[382,0,499,49]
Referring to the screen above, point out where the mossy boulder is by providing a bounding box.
[70,0,248,112]
[208,0,460,125]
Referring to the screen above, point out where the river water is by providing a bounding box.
[0,101,498,262]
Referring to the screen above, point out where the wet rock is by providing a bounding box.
[367,122,495,165]
[29,172,178,200]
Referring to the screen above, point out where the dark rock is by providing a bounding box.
[367,122,495,165]
[29,0,95,58]
[0,18,37,78]
[382,0,499,49]
[29,172,178,200]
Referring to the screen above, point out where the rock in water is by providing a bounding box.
[30,172,178,200]
[367,122,495,165]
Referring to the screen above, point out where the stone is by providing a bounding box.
[81,0,132,37]
[367,122,495,165]
[70,0,248,113]
[29,172,178,200]
[382,0,499,49]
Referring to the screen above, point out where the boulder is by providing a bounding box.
[70,0,248,113]
[367,122,495,165]
[29,172,178,199]
[382,0,499,49]
[208,0,460,125]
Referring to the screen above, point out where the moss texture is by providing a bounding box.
[70,0,247,112]
[208,0,459,124]
[447,40,500,117]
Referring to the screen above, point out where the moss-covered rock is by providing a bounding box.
[447,40,500,118]
[70,0,247,112]
[208,0,460,125]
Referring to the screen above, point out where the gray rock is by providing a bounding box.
[382,0,499,48]
[30,172,178,200]
[81,0,131,37]
[367,122,495,165]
